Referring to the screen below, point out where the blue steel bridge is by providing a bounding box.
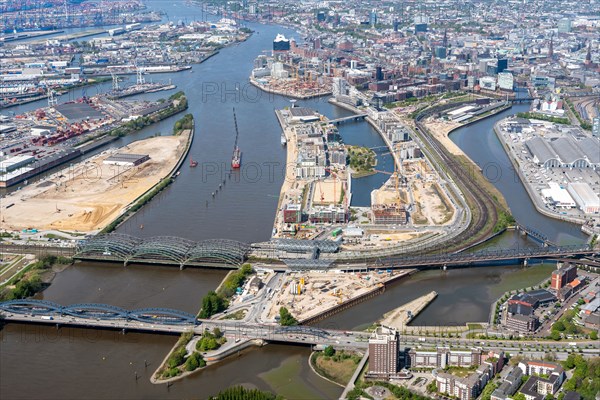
[0,299,198,325]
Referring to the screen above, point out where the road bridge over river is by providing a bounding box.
[2,300,599,359]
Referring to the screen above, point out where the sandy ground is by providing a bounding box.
[412,181,454,225]
[312,179,344,205]
[2,133,189,233]
[422,119,465,156]
[379,291,437,329]
[265,271,412,322]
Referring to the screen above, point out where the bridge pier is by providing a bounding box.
[123,260,128,267]
[179,263,185,271]
[523,258,528,267]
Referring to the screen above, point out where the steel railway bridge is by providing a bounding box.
[371,244,596,270]
[73,233,250,269]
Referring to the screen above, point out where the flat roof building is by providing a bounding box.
[567,182,600,214]
[367,326,399,378]
[103,153,150,167]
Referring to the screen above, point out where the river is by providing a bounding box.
[0,1,586,399]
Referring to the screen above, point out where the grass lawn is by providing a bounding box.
[311,351,361,386]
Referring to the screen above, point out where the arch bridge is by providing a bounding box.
[0,299,198,325]
[73,233,250,269]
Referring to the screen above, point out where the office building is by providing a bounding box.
[332,77,348,97]
[498,72,514,91]
[505,313,539,332]
[407,347,483,369]
[497,59,508,74]
[479,76,497,91]
[558,18,572,33]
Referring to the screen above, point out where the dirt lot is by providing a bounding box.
[266,271,398,322]
[422,119,465,156]
[411,181,454,225]
[2,133,189,233]
[312,178,344,205]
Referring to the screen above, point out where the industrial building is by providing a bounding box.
[103,153,150,167]
[525,136,600,169]
[0,155,35,173]
[567,182,600,213]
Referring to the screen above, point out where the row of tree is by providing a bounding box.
[209,386,281,400]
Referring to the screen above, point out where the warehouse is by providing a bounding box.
[525,136,600,169]
[541,182,576,208]
[567,182,600,214]
[0,155,35,173]
[103,153,150,167]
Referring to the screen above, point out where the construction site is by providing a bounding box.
[250,53,332,99]
[264,269,415,323]
[0,131,190,234]
[370,154,455,226]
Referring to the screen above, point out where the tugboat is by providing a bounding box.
[231,108,242,169]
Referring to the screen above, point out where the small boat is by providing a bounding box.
[190,158,198,167]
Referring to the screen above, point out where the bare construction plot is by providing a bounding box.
[1,132,190,233]
[265,270,413,323]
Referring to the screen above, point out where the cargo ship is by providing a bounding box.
[231,147,241,169]
[231,108,242,169]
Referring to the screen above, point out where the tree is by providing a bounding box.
[552,320,565,332]
[279,307,298,326]
[213,327,223,338]
[185,354,199,371]
[513,394,526,400]
[590,330,598,341]
[550,330,561,341]
[426,381,437,393]
[323,345,335,357]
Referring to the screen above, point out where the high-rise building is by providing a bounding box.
[370,10,377,27]
[551,264,577,290]
[375,66,384,81]
[368,326,399,378]
[435,46,447,59]
[497,59,508,74]
[332,77,348,97]
[558,18,572,33]
[273,34,290,53]
[498,72,514,91]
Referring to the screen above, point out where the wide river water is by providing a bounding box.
[0,1,589,399]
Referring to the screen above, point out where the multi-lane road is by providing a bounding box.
[2,312,598,360]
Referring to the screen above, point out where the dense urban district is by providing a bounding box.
[0,0,599,399]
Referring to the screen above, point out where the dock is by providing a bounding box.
[378,290,438,329]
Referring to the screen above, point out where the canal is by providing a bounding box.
[0,1,588,399]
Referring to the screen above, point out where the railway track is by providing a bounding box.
[412,107,500,254]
